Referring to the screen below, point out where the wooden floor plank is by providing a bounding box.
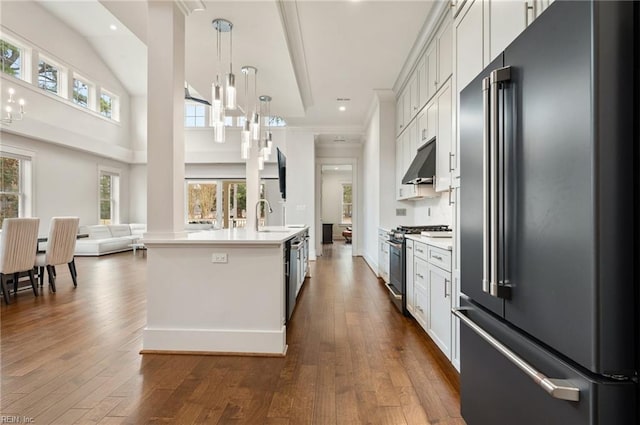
[1,245,464,424]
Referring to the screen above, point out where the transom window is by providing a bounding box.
[100,91,113,118]
[73,77,90,108]
[38,59,60,95]
[185,103,206,127]
[1,39,22,80]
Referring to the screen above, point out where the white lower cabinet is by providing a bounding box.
[378,228,390,283]
[427,263,452,359]
[414,284,429,329]
[405,240,415,314]
[408,239,454,363]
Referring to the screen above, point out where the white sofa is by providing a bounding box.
[74,224,146,256]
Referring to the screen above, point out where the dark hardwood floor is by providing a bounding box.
[1,244,464,424]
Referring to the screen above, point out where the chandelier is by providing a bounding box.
[211,18,237,143]
[2,88,25,125]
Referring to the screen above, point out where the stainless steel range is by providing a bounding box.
[386,225,451,315]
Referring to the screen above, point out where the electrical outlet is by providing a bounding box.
[211,253,228,263]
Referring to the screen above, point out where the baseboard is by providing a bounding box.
[363,252,378,277]
[142,326,287,355]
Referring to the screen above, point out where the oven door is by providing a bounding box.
[386,240,404,311]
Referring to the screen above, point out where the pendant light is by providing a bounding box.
[211,18,236,143]
[259,95,273,158]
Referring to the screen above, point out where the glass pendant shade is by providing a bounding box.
[251,112,261,141]
[225,73,236,109]
[211,83,224,125]
[240,140,250,159]
[258,155,264,171]
[265,135,273,155]
[214,121,225,143]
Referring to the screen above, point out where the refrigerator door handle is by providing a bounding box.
[488,67,512,299]
[482,76,491,295]
[452,307,580,402]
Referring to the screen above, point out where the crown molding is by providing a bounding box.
[175,0,206,16]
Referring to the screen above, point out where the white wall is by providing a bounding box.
[1,1,133,161]
[2,132,130,235]
[321,170,352,239]
[284,128,316,259]
[361,91,398,271]
[129,164,147,223]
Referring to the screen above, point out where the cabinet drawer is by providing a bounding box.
[414,257,429,291]
[428,245,451,272]
[414,284,428,329]
[414,241,428,261]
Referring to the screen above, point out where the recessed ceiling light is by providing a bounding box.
[334,167,339,170]
[109,24,118,31]
[339,106,346,112]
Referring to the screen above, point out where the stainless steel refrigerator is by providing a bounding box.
[457,1,638,424]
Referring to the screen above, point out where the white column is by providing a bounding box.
[145,0,187,239]
[245,145,260,231]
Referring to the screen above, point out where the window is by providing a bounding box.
[73,77,90,108]
[99,172,119,225]
[100,91,113,118]
[0,153,32,227]
[265,116,287,127]
[341,183,352,224]
[1,39,22,79]
[99,90,119,121]
[185,103,206,127]
[187,181,218,226]
[38,59,60,94]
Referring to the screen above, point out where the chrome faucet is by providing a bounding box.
[255,199,273,231]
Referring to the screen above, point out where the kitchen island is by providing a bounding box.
[141,226,309,356]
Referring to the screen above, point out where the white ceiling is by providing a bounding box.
[35,0,437,135]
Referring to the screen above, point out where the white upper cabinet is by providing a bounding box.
[455,0,484,93]
[409,72,420,118]
[489,0,527,62]
[403,89,411,132]
[396,96,404,136]
[435,80,452,192]
[425,43,438,104]
[437,19,453,87]
[418,56,428,109]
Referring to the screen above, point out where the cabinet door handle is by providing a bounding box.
[407,246,413,250]
[432,254,443,261]
[448,187,455,206]
[449,152,455,172]
[434,81,438,87]
[416,248,424,253]
[422,129,426,141]
[444,278,450,298]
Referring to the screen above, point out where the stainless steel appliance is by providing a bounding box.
[386,225,452,315]
[458,2,638,424]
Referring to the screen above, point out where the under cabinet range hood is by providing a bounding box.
[402,137,436,184]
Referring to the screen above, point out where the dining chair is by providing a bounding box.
[35,217,80,293]
[0,218,40,304]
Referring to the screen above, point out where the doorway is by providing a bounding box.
[318,164,354,256]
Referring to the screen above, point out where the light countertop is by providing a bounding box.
[406,234,453,251]
[142,226,308,246]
